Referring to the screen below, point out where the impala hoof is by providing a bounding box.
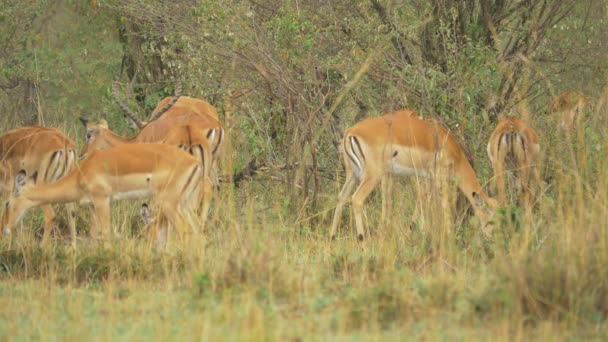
[357,234,364,242]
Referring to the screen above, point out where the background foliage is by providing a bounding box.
[0,0,607,339]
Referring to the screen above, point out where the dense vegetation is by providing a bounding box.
[1,0,607,339]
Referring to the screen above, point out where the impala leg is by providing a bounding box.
[182,182,202,234]
[330,172,356,240]
[492,160,507,205]
[411,178,430,230]
[160,200,188,245]
[149,215,169,250]
[199,179,213,233]
[89,207,99,240]
[532,162,542,199]
[40,205,56,248]
[210,160,220,189]
[65,203,77,247]
[380,175,393,227]
[351,174,381,242]
[190,145,213,233]
[180,184,202,235]
[519,162,532,207]
[92,197,111,242]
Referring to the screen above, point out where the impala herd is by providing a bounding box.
[0,87,590,247]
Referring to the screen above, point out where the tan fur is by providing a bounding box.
[0,126,77,246]
[486,117,541,206]
[150,96,219,122]
[80,113,223,157]
[82,94,225,234]
[547,90,591,130]
[2,144,203,246]
[161,124,215,232]
[330,110,498,241]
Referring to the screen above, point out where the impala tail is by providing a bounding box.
[162,125,213,181]
[42,147,77,183]
[206,126,224,159]
[496,124,527,164]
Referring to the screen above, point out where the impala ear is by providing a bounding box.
[13,170,27,196]
[472,192,483,206]
[79,117,89,127]
[98,119,109,129]
[473,191,499,211]
[140,203,152,227]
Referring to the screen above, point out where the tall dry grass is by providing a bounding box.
[1,91,607,340]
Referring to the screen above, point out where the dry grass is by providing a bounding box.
[1,100,607,340]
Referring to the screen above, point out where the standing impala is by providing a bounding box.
[113,80,219,129]
[486,117,541,206]
[330,110,498,241]
[1,126,77,246]
[2,144,203,245]
[108,82,225,172]
[547,90,591,131]
[100,83,225,230]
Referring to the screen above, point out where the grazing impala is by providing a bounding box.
[102,83,225,230]
[79,114,221,231]
[79,115,223,163]
[547,90,591,130]
[487,117,541,206]
[108,82,225,173]
[149,95,219,121]
[113,81,219,128]
[2,144,203,245]
[0,126,77,246]
[330,109,498,241]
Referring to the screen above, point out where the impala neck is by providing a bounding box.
[98,128,137,147]
[5,170,83,230]
[455,158,493,207]
[20,170,82,206]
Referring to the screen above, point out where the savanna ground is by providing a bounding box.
[1,1,607,340]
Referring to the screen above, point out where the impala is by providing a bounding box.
[486,117,541,206]
[330,109,498,241]
[1,126,77,246]
[109,83,225,173]
[2,143,203,245]
[547,90,591,130]
[113,81,219,129]
[150,95,218,121]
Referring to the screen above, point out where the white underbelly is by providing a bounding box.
[111,189,152,201]
[389,158,429,177]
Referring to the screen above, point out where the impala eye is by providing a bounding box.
[85,133,92,141]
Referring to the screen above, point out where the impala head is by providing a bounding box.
[2,170,37,237]
[473,191,498,231]
[79,118,110,159]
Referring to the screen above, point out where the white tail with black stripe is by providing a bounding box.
[487,117,541,206]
